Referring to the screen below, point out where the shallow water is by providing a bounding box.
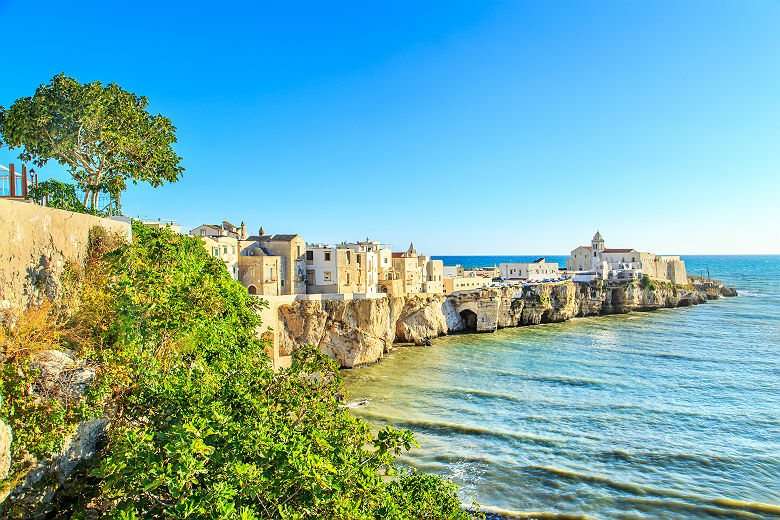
[342,256,780,519]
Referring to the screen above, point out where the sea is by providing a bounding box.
[342,255,780,519]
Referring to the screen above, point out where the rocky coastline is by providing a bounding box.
[275,279,738,368]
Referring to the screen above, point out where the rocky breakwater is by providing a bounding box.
[273,280,737,368]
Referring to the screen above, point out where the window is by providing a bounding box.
[306,251,313,261]
[324,271,332,282]
[297,245,301,257]
[346,273,350,284]
[357,255,361,265]
[223,246,227,254]
[281,280,285,287]
[346,251,351,262]
[324,251,331,261]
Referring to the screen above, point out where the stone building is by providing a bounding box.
[499,258,560,282]
[190,220,247,240]
[565,231,687,284]
[192,229,241,281]
[423,259,444,294]
[305,244,363,294]
[236,238,282,296]
[190,223,306,293]
[244,230,306,295]
[443,276,489,294]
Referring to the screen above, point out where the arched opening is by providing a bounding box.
[248,285,257,295]
[460,309,477,331]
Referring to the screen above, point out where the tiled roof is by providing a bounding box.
[603,248,635,253]
[267,234,300,242]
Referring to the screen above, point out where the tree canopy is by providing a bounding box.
[0,74,184,210]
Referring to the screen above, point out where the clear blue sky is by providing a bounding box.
[1,0,778,254]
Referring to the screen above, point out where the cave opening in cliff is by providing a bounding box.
[460,309,477,331]
[540,309,552,323]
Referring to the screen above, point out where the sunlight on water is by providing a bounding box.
[343,256,780,520]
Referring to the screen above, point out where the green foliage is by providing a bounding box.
[5,222,475,519]
[640,274,656,290]
[0,73,184,209]
[90,223,473,519]
[27,179,109,215]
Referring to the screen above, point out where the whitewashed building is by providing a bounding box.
[499,258,560,282]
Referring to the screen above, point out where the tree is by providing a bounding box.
[0,74,184,210]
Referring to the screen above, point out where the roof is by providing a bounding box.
[246,234,299,243]
[603,248,635,253]
[223,220,237,229]
[391,252,403,259]
[194,224,221,231]
[533,257,545,263]
[269,234,300,242]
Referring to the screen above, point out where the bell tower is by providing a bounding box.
[591,231,604,269]
[591,231,604,252]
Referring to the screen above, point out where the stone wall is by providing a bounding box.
[267,280,736,368]
[0,199,131,324]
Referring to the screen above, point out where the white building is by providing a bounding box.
[499,258,560,282]
[565,232,687,284]
[443,265,463,278]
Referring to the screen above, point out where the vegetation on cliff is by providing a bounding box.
[0,223,477,519]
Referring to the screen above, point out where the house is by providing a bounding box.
[443,276,488,294]
[198,234,240,280]
[190,220,247,240]
[499,258,560,282]
[305,244,363,294]
[244,229,306,295]
[237,239,282,296]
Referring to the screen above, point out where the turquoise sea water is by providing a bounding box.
[342,256,780,519]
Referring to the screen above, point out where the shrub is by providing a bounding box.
[3,222,478,519]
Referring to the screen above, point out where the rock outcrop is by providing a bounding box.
[273,280,737,368]
[0,350,106,511]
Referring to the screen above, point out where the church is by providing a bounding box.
[566,232,688,284]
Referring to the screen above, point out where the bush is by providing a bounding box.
[3,222,478,519]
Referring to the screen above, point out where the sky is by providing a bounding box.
[1,0,779,255]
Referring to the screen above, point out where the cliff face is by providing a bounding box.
[274,281,736,368]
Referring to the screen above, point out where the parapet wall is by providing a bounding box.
[0,199,132,323]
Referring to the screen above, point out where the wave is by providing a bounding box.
[462,504,593,519]
[526,465,780,518]
[488,370,615,389]
[357,414,563,448]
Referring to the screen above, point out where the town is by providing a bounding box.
[142,218,688,298]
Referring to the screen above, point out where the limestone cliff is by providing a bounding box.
[273,281,737,368]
